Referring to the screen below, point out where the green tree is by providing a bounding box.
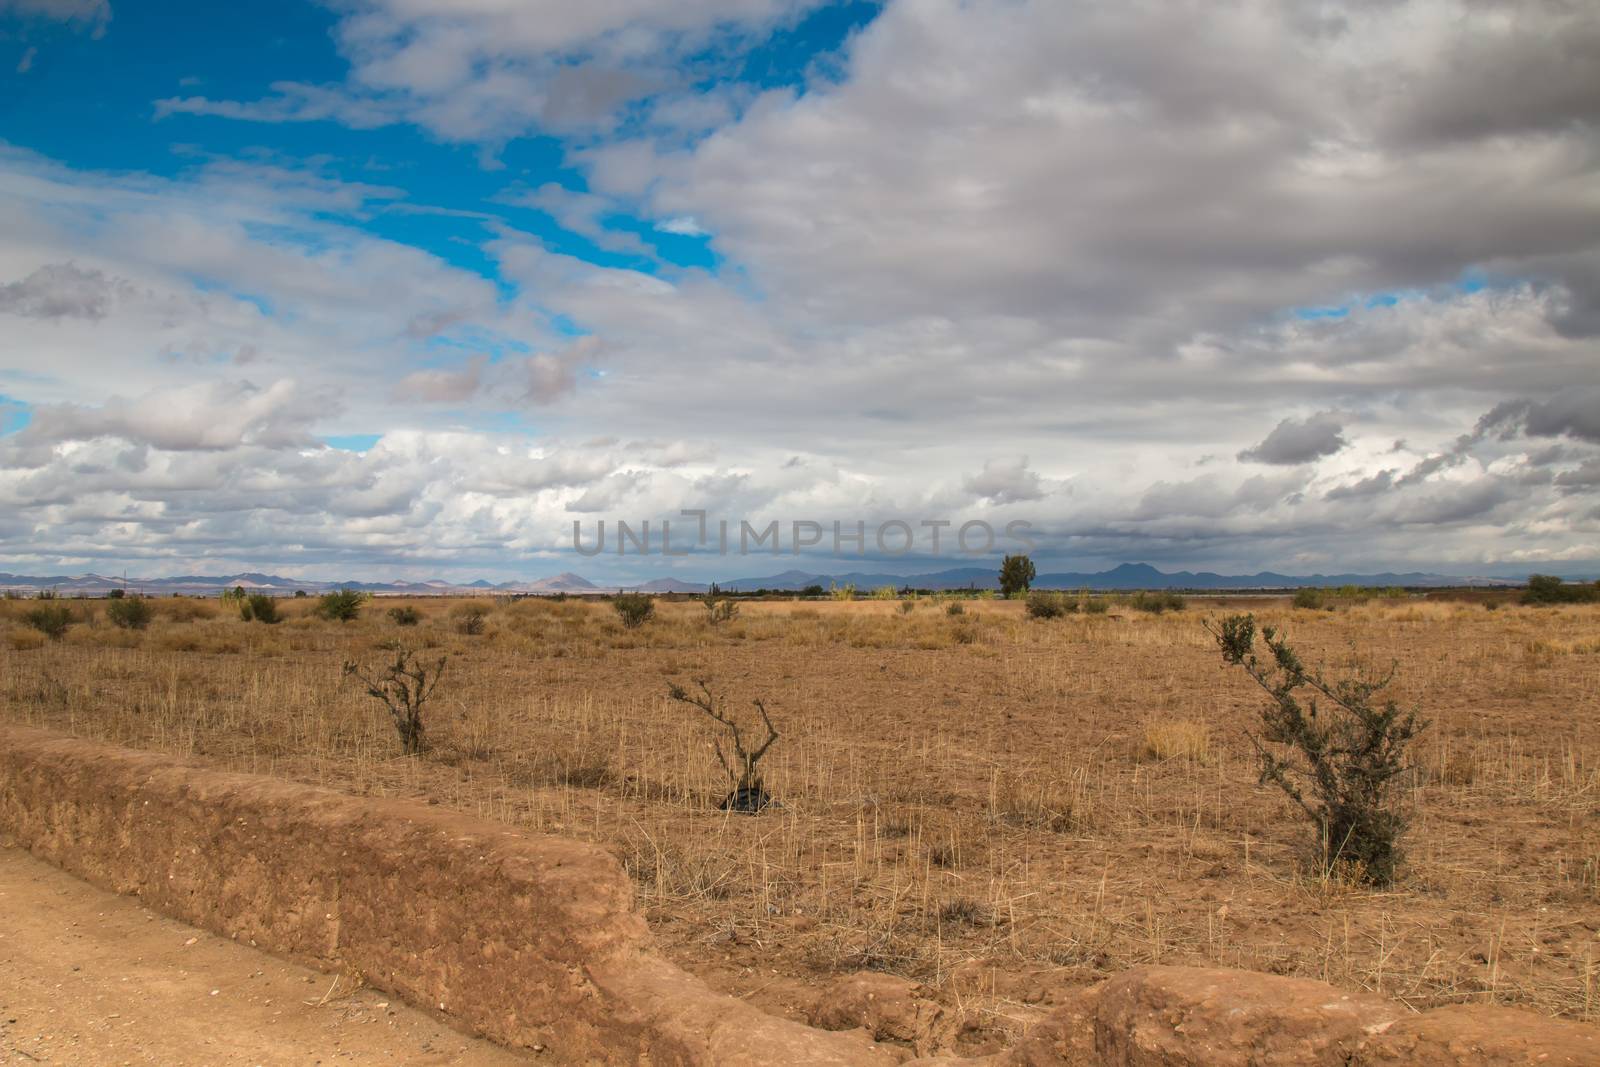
[612,592,655,628]
[1525,573,1599,605]
[240,594,280,624]
[315,588,367,622]
[106,595,154,630]
[998,554,1036,596]
[24,604,74,640]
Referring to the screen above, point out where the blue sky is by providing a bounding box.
[1,0,1597,582]
[1,0,876,278]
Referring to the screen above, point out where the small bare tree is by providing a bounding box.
[667,679,779,812]
[343,645,448,756]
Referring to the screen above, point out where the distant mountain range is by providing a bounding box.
[714,562,1526,592]
[0,562,1532,596]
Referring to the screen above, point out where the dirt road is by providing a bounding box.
[0,845,532,1066]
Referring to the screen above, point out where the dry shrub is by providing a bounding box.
[344,644,449,755]
[1141,719,1212,763]
[22,604,74,640]
[239,593,280,624]
[990,766,1086,832]
[1426,743,1477,787]
[619,825,743,900]
[937,897,993,928]
[1025,591,1072,619]
[451,602,489,635]
[159,598,218,623]
[153,625,242,654]
[106,595,155,630]
[6,628,46,651]
[1128,590,1186,614]
[612,593,655,628]
[925,817,985,869]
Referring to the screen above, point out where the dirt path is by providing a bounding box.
[0,845,533,1066]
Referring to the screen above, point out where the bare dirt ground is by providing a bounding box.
[0,844,531,1066]
[2,591,1597,1057]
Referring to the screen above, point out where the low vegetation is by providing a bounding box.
[105,595,154,630]
[316,588,366,622]
[1,591,1595,1039]
[23,603,74,640]
[701,583,739,626]
[452,602,488,635]
[239,593,280,624]
[1140,719,1211,764]
[1208,613,1424,885]
[1294,586,1409,610]
[343,644,448,756]
[612,592,655,628]
[1025,590,1071,618]
[1128,590,1186,613]
[1525,574,1600,605]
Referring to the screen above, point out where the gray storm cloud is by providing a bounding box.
[1238,413,1350,466]
[0,262,125,321]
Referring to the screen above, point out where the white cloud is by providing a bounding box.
[392,357,486,404]
[656,216,708,236]
[17,379,329,451]
[153,0,827,144]
[964,457,1045,505]
[2,1,1598,578]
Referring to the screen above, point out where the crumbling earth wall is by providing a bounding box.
[0,724,892,1066]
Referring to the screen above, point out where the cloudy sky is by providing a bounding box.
[1,0,1597,583]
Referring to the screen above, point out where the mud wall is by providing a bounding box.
[0,725,893,1066]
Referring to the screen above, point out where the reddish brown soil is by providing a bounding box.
[0,844,532,1066]
[2,594,1597,1056]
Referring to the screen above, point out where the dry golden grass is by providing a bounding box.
[1140,719,1212,764]
[1,591,1598,1052]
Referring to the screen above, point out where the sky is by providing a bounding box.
[0,0,1597,584]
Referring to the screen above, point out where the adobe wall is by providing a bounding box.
[0,725,894,1066]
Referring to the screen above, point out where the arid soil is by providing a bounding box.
[1,591,1596,1056]
[0,844,531,1066]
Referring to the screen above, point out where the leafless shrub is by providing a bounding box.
[667,678,780,812]
[343,644,449,756]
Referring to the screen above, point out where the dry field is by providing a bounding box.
[2,591,1598,1055]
